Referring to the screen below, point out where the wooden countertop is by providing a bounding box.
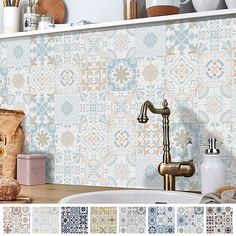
[19,184,125,204]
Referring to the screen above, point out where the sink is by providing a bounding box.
[58,190,202,204]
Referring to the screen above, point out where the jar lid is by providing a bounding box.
[39,15,53,21]
[17,154,47,160]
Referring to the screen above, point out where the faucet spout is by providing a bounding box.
[137,99,195,191]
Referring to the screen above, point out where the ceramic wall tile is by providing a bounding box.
[135,25,166,58]
[206,207,233,234]
[54,32,80,64]
[119,207,146,234]
[61,207,88,234]
[198,18,232,53]
[6,38,31,67]
[3,207,30,234]
[107,28,137,59]
[0,67,8,96]
[30,35,55,65]
[148,207,175,234]
[32,207,59,234]
[29,63,56,95]
[177,207,204,234]
[166,21,198,55]
[90,207,117,234]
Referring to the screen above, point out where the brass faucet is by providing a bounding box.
[137,99,195,191]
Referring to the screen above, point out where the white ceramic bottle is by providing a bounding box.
[201,138,226,195]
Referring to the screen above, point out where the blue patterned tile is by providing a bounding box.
[30,35,55,65]
[177,207,204,234]
[61,207,88,234]
[30,94,54,125]
[136,25,166,57]
[108,58,137,91]
[55,95,80,125]
[0,67,8,96]
[148,207,175,234]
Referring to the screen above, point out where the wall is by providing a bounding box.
[0,15,235,191]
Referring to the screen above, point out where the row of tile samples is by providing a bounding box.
[0,206,233,234]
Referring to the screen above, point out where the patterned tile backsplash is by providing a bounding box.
[0,16,236,190]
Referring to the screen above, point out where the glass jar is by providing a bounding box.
[37,15,54,30]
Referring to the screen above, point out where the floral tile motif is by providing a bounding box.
[177,207,204,234]
[3,207,30,234]
[30,124,55,154]
[7,66,30,95]
[107,28,136,59]
[108,58,137,91]
[198,51,232,88]
[90,207,117,234]
[137,57,166,91]
[148,207,175,234]
[166,21,198,55]
[32,207,59,234]
[119,207,146,234]
[206,207,233,234]
[61,207,88,234]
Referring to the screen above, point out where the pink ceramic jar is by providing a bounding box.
[17,154,47,185]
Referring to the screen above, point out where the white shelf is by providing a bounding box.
[0,8,236,40]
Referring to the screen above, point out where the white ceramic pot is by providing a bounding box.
[191,0,221,11]
[225,0,236,9]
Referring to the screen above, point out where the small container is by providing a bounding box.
[201,138,226,195]
[17,154,47,185]
[23,0,39,32]
[38,15,54,30]
[124,0,139,20]
[3,7,20,34]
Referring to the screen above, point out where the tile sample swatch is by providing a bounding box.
[3,207,30,234]
[90,207,117,234]
[61,207,88,234]
[148,206,175,234]
[32,207,59,234]
[177,207,204,234]
[206,207,233,234]
[119,207,146,234]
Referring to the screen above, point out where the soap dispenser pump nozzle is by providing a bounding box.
[205,138,220,154]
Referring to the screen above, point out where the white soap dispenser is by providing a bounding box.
[201,138,226,195]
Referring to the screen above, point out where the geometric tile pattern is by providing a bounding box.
[177,207,204,234]
[61,207,88,234]
[90,207,117,234]
[119,207,146,234]
[206,207,233,234]
[3,207,30,234]
[148,207,175,234]
[0,15,235,190]
[32,207,59,234]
